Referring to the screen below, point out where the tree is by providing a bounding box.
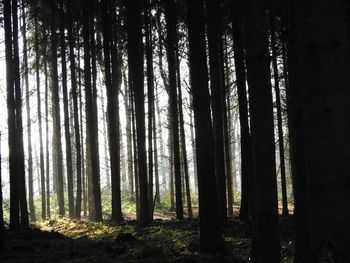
[101,0,123,223]
[186,0,226,253]
[126,0,150,227]
[67,0,82,219]
[82,0,102,222]
[164,0,184,221]
[50,0,65,217]
[59,0,75,217]
[230,0,252,222]
[206,0,227,224]
[242,0,280,261]
[292,0,350,261]
[34,6,46,220]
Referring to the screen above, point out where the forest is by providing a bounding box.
[0,0,349,262]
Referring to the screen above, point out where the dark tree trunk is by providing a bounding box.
[126,0,150,227]
[44,34,51,219]
[0,133,3,234]
[242,0,281,261]
[22,2,35,222]
[12,0,29,229]
[164,0,184,221]
[123,72,134,197]
[144,0,155,220]
[4,0,20,230]
[186,0,226,254]
[67,0,82,219]
[50,0,65,217]
[34,9,46,220]
[82,0,102,222]
[175,42,192,219]
[206,0,227,224]
[269,14,288,217]
[101,0,123,223]
[284,2,309,261]
[59,0,75,218]
[293,1,350,261]
[230,0,252,222]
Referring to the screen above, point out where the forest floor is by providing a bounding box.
[0,211,294,263]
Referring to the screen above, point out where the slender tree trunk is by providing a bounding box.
[4,0,20,230]
[152,102,160,205]
[144,0,155,221]
[82,0,102,222]
[186,0,225,253]
[50,0,65,217]
[230,0,252,222]
[242,0,281,261]
[175,42,192,219]
[12,0,29,229]
[101,0,123,223]
[59,0,75,217]
[189,100,198,193]
[165,0,183,220]
[22,2,35,222]
[44,34,51,219]
[34,10,46,220]
[126,0,150,227]
[269,15,288,217]
[0,133,3,234]
[206,0,227,224]
[123,72,134,197]
[67,0,82,219]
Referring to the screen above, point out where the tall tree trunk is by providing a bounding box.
[283,2,309,261]
[82,0,102,222]
[22,2,35,222]
[67,0,82,219]
[12,0,29,229]
[44,34,51,219]
[165,0,184,220]
[186,0,225,253]
[144,0,155,221]
[176,42,192,219]
[294,1,350,261]
[123,72,134,197]
[269,15,288,217]
[60,0,75,217]
[50,0,65,217]
[34,9,46,220]
[189,100,198,193]
[4,0,20,230]
[223,39,234,217]
[230,0,252,222]
[242,0,281,261]
[206,0,227,224]
[126,0,150,227]
[101,0,123,223]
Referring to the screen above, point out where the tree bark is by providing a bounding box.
[186,0,225,253]
[126,0,150,227]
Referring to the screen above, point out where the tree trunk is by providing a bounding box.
[12,0,29,229]
[59,0,75,218]
[44,34,51,219]
[34,9,46,220]
[126,0,150,227]
[294,1,350,261]
[22,2,35,222]
[165,0,183,221]
[230,0,252,222]
[186,0,225,254]
[101,0,123,223]
[144,0,155,221]
[50,0,65,217]
[242,0,281,261]
[206,0,227,224]
[269,14,288,217]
